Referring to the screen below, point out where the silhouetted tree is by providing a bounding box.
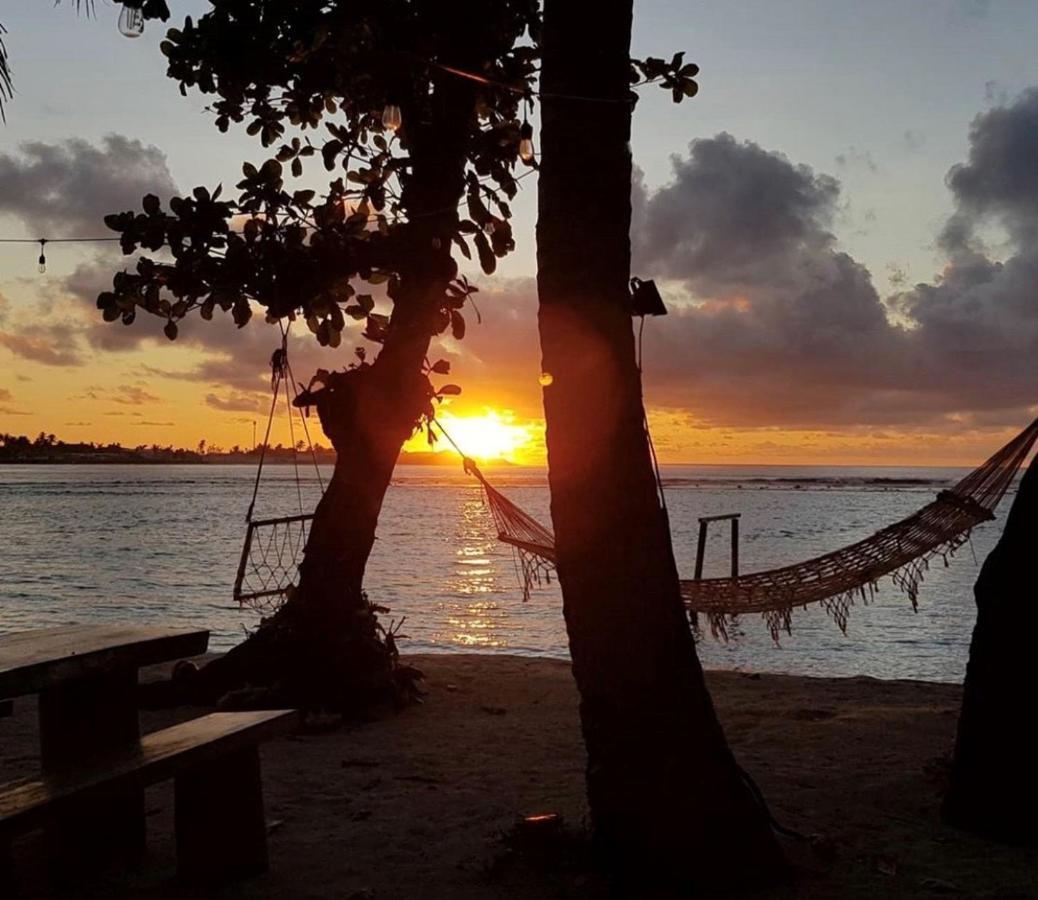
[92,1,540,710]
[944,464,1038,842]
[535,0,786,885]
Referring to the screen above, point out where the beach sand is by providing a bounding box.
[2,653,1035,898]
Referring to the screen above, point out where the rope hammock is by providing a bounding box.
[463,416,1038,641]
[232,328,324,613]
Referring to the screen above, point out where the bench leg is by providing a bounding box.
[0,836,14,897]
[38,668,146,873]
[175,746,268,884]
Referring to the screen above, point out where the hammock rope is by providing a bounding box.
[233,326,323,613]
[462,416,1038,640]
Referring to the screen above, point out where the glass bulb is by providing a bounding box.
[538,372,553,387]
[118,5,145,39]
[381,104,402,132]
[519,121,535,163]
[37,255,46,274]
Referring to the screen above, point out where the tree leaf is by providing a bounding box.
[474,231,496,275]
[450,310,466,340]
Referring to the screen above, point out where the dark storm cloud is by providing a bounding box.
[628,134,913,426]
[627,119,1038,429]
[0,135,178,235]
[634,133,842,295]
[896,89,1038,415]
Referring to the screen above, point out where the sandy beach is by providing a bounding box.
[2,653,1035,898]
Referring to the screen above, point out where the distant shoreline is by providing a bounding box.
[0,451,511,467]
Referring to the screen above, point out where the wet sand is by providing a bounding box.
[2,653,1034,898]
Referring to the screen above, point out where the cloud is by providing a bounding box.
[625,121,1038,430]
[901,129,925,153]
[0,328,83,366]
[0,135,178,235]
[834,148,879,173]
[205,391,265,413]
[893,88,1038,415]
[0,388,11,403]
[628,134,913,427]
[111,385,160,406]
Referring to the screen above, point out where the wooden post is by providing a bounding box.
[694,520,708,581]
[175,747,269,884]
[695,513,741,581]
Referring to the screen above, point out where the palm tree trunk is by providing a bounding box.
[536,0,786,885]
[943,464,1038,842]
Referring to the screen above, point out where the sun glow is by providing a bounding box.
[409,409,537,463]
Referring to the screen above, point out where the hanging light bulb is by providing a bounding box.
[518,121,535,164]
[381,103,402,132]
[37,240,47,275]
[118,4,145,39]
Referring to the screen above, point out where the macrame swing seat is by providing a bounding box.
[465,417,1038,641]
[233,337,323,613]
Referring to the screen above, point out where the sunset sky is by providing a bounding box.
[2,0,1037,464]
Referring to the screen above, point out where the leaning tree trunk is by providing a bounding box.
[943,463,1038,841]
[190,67,478,713]
[535,0,786,886]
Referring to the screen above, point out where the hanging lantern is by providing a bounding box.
[381,103,402,132]
[629,277,667,316]
[518,121,535,163]
[37,240,47,274]
[117,4,145,38]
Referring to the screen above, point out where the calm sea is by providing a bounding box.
[0,463,1007,683]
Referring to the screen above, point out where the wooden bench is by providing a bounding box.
[0,709,297,888]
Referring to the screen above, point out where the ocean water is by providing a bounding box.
[0,463,1009,683]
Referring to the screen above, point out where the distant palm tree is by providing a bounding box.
[0,2,95,121]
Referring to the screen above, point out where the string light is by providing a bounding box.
[381,103,402,132]
[37,239,46,274]
[117,4,146,38]
[518,121,535,164]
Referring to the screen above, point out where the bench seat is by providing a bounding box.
[1,709,296,885]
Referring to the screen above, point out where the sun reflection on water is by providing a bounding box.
[441,494,508,649]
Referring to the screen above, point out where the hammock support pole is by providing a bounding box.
[694,513,741,580]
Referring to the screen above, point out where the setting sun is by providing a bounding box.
[407,410,538,463]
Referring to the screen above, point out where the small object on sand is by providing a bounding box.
[341,758,380,769]
[873,854,898,877]
[521,812,562,831]
[445,682,458,692]
[480,705,507,716]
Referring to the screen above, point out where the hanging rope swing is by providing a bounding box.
[232,326,325,613]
